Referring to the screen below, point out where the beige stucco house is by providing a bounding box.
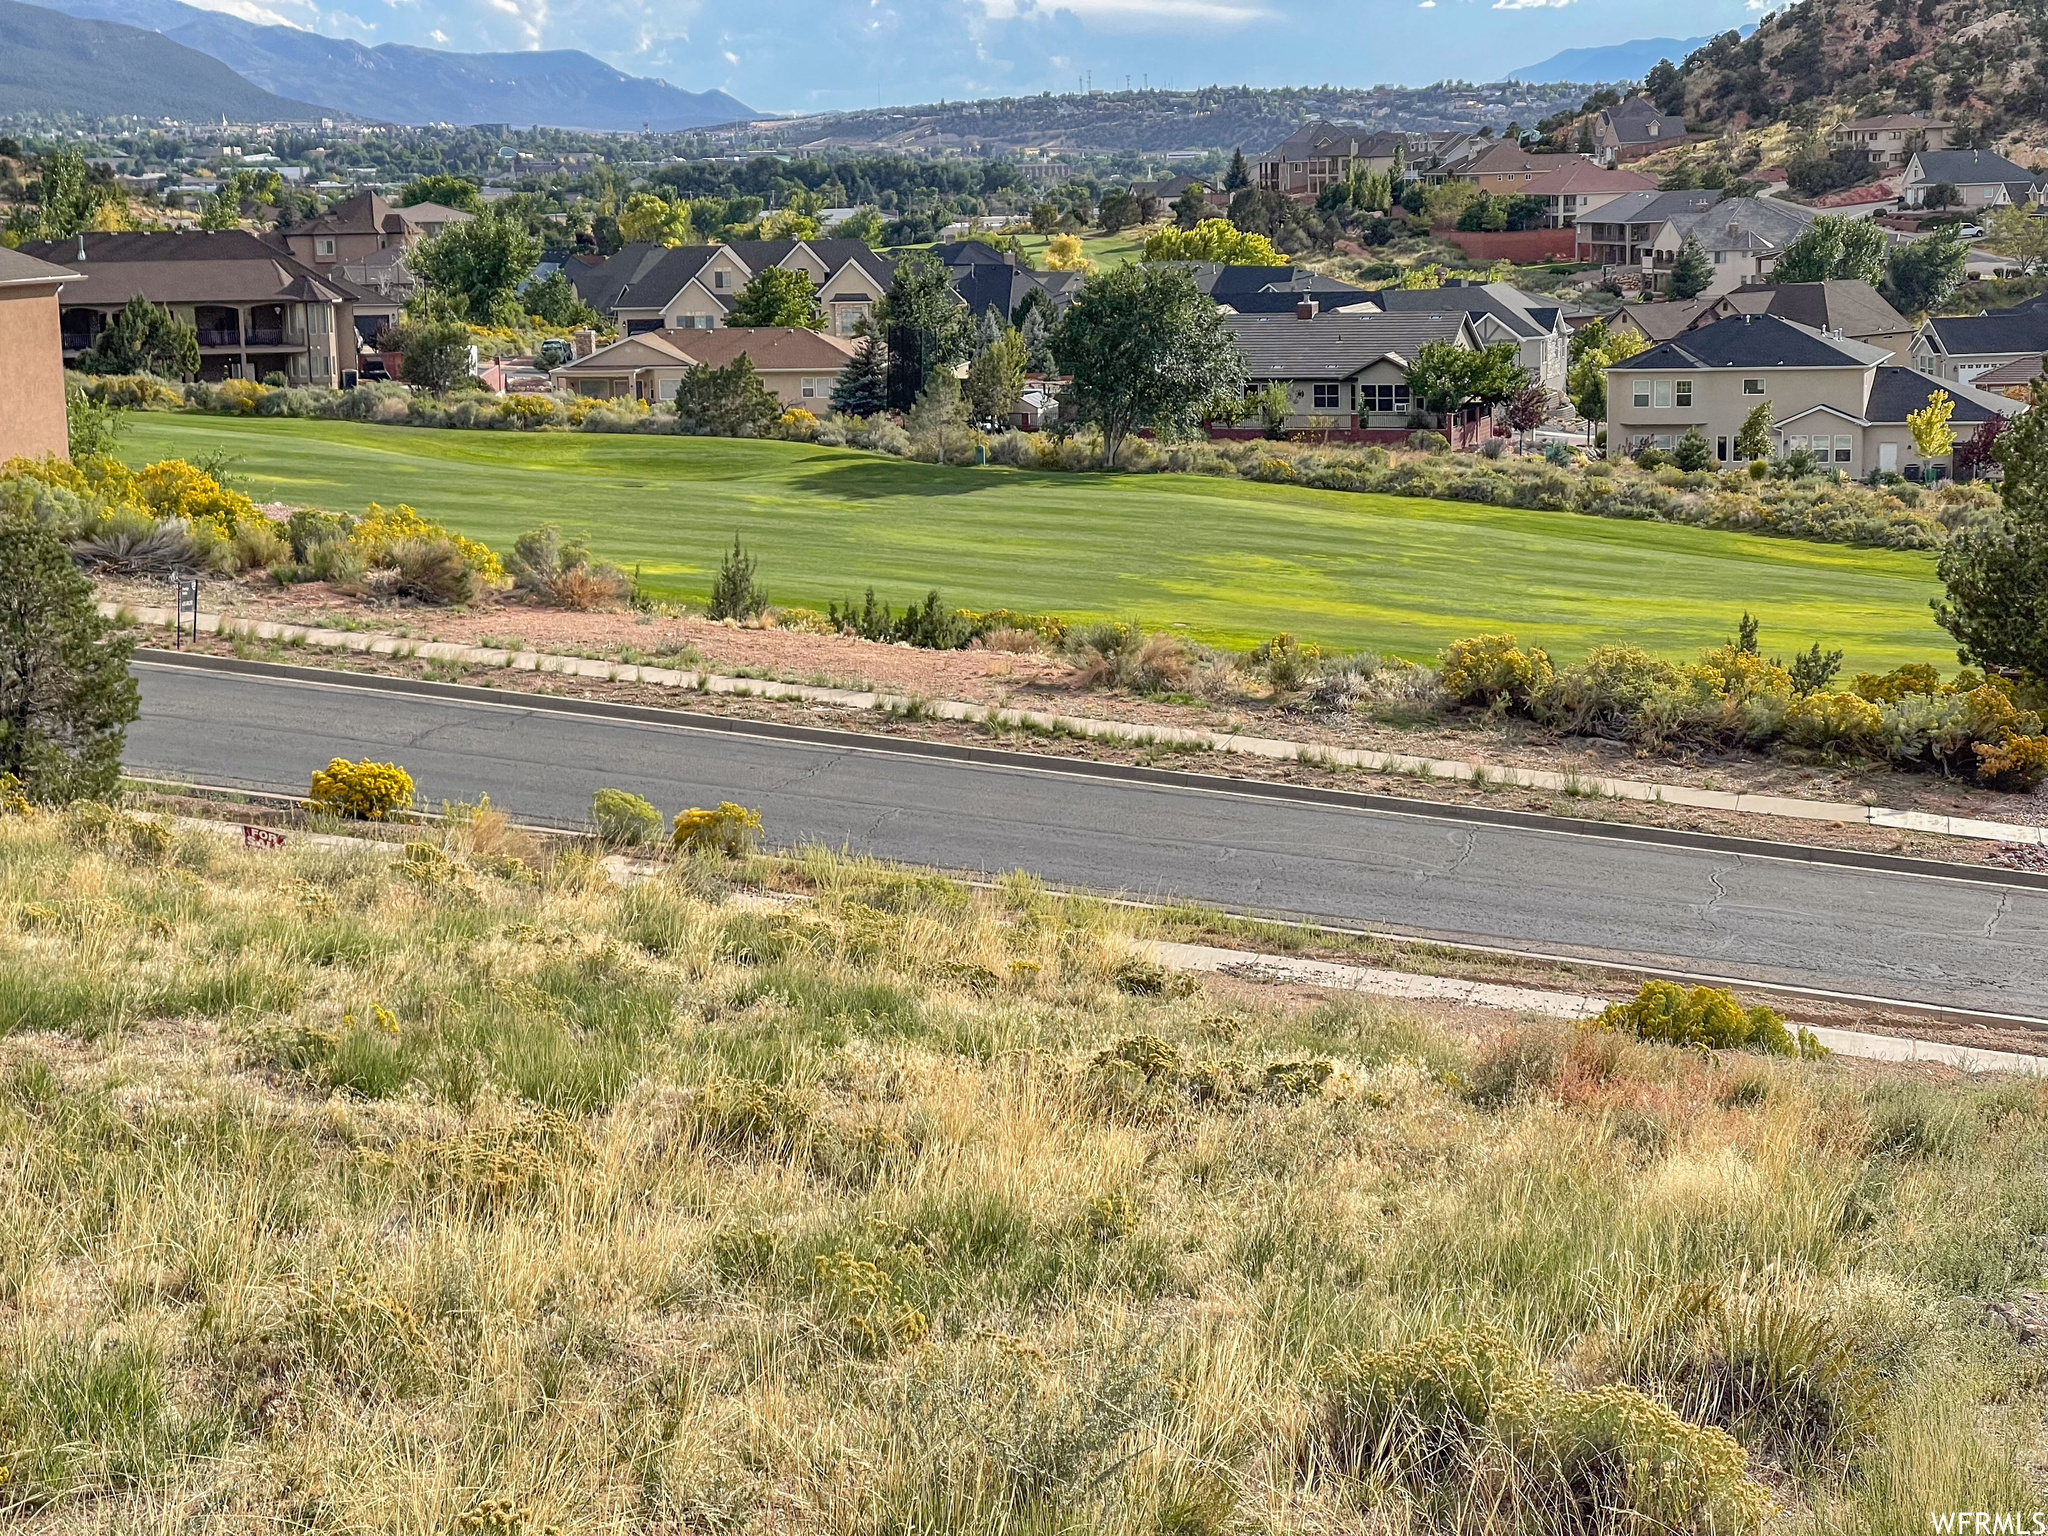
[277,192,474,270]
[1829,115,1951,171]
[1609,312,2021,476]
[0,246,77,462]
[548,326,858,406]
[1219,306,1488,441]
[567,239,896,340]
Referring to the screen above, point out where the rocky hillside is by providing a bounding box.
[1675,0,2048,133]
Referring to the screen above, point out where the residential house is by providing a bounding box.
[1830,115,1952,171]
[1692,281,1917,364]
[275,191,474,270]
[1519,162,1658,228]
[1967,353,2043,399]
[1255,123,1403,198]
[21,231,361,387]
[1901,148,2039,209]
[1911,297,2048,384]
[1369,281,1570,394]
[567,238,896,338]
[1592,98,1689,165]
[1575,190,1722,267]
[546,326,858,406]
[1219,306,1487,443]
[1605,296,1719,348]
[1607,312,2021,474]
[1654,198,1820,296]
[1450,142,1571,195]
[0,246,77,461]
[1195,265,1374,311]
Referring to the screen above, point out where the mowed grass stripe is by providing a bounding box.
[120,415,1954,667]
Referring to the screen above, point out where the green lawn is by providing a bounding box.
[120,415,1956,667]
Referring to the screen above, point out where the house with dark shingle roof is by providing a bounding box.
[0,245,78,461]
[1903,148,2040,210]
[1912,300,2048,385]
[1219,307,1487,442]
[1255,122,1404,198]
[1370,281,1569,393]
[1592,97,1690,165]
[568,238,898,338]
[546,326,858,406]
[1609,312,2021,474]
[19,231,363,387]
[277,191,472,272]
[1694,281,1917,364]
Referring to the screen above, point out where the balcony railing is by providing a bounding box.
[61,333,94,352]
[246,328,287,347]
[195,329,240,348]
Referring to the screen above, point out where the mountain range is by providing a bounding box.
[1507,34,1731,85]
[12,0,752,130]
[0,0,325,120]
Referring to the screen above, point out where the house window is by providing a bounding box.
[800,376,826,398]
[1785,434,1807,452]
[1833,434,1854,463]
[1713,251,1725,264]
[1312,383,1341,410]
[1674,381,1692,407]
[713,271,730,290]
[1717,435,1729,461]
[1361,384,1410,413]
[1631,380,1651,409]
[1742,378,1765,395]
[316,237,335,257]
[1652,379,1673,409]
[627,319,661,335]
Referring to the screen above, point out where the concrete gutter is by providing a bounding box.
[109,602,2048,851]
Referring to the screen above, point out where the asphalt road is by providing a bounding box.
[127,659,2048,1017]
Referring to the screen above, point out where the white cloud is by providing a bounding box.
[429,26,448,38]
[984,0,1267,25]
[1491,0,1572,8]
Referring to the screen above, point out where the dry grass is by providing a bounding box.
[0,808,2044,1533]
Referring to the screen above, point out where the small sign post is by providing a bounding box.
[242,825,287,852]
[174,578,199,649]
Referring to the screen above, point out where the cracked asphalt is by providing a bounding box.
[129,664,2048,1016]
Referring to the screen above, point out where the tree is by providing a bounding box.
[1672,425,1713,471]
[1405,341,1480,427]
[0,514,138,803]
[1922,182,1960,210]
[396,317,472,394]
[966,325,1027,427]
[77,295,199,379]
[877,251,974,412]
[1044,234,1093,271]
[13,148,117,240]
[1644,60,1685,115]
[1908,389,1957,461]
[1052,262,1246,466]
[65,382,122,461]
[1019,305,1056,374]
[1224,149,1251,191]
[1171,183,1208,230]
[411,211,541,328]
[1884,225,1970,316]
[1985,204,2048,276]
[836,207,885,246]
[829,328,889,417]
[1955,413,2008,482]
[1097,188,1142,233]
[1566,324,1643,436]
[1465,343,1528,413]
[727,266,824,329]
[1669,234,1714,300]
[399,175,483,213]
[1141,218,1283,265]
[523,270,600,330]
[1503,381,1548,451]
[1774,215,1886,285]
[907,368,974,464]
[707,536,766,620]
[617,192,693,247]
[673,356,781,436]
[1933,379,2048,682]
[1735,400,1774,460]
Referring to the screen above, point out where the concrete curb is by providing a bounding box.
[105,602,2048,850]
[132,647,2048,895]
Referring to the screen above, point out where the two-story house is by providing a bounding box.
[275,191,474,271]
[1592,97,1689,165]
[1450,142,1571,195]
[1369,281,1570,394]
[1901,148,2039,209]
[1608,312,2020,475]
[1219,305,1487,442]
[568,238,898,338]
[1575,189,1722,267]
[1518,162,1658,229]
[1255,123,1404,197]
[1830,115,1952,171]
[0,245,78,461]
[1912,297,2048,385]
[21,231,361,387]
[1693,281,1917,364]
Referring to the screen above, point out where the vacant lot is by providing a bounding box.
[0,807,2043,1531]
[122,416,1954,667]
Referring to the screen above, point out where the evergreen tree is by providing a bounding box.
[973,305,1007,358]
[1224,149,1251,191]
[829,329,889,417]
[1672,425,1712,471]
[877,251,973,412]
[1935,381,2048,682]
[673,356,781,437]
[0,515,138,803]
[966,326,1027,427]
[1019,306,1056,375]
[78,295,199,379]
[1171,182,1208,230]
[706,536,766,621]
[1669,234,1714,301]
[907,368,974,464]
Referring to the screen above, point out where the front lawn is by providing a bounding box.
[120,414,1955,667]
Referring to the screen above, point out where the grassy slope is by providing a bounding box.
[0,815,2041,1528]
[122,415,1953,667]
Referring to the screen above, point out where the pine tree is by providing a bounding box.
[829,329,889,418]
[1935,379,2048,682]
[0,515,138,803]
[1019,306,1055,375]
[973,305,1006,358]
[1669,234,1713,301]
[78,295,199,379]
[706,536,766,621]
[1224,149,1251,191]
[907,368,973,464]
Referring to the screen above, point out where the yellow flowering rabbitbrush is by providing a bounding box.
[309,758,415,820]
[672,801,762,857]
[351,502,506,584]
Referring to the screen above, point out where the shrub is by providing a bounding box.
[590,788,663,847]
[707,537,767,621]
[1973,733,2048,791]
[1531,645,1684,737]
[351,503,503,585]
[1250,632,1321,694]
[229,519,289,570]
[1594,981,1824,1058]
[672,802,762,857]
[1312,1323,1769,1535]
[505,525,631,609]
[1438,633,1553,708]
[1851,663,1943,703]
[308,758,415,820]
[131,459,259,536]
[1782,690,1885,755]
[384,537,478,606]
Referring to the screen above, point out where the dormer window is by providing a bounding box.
[714,271,729,290]
[316,238,335,257]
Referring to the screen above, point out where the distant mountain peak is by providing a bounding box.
[1507,31,1754,86]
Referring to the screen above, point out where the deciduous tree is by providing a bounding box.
[617,191,693,247]
[399,175,483,213]
[411,210,541,328]
[1884,224,1969,315]
[1735,399,1774,460]
[1141,218,1282,265]
[877,250,973,412]
[726,266,824,329]
[966,325,1027,427]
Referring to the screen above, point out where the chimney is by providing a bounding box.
[1296,297,1319,320]
[573,328,597,359]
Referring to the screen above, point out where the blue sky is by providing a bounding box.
[187,0,1766,112]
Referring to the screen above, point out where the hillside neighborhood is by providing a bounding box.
[5,12,2048,1532]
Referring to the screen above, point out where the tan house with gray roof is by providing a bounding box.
[0,246,77,461]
